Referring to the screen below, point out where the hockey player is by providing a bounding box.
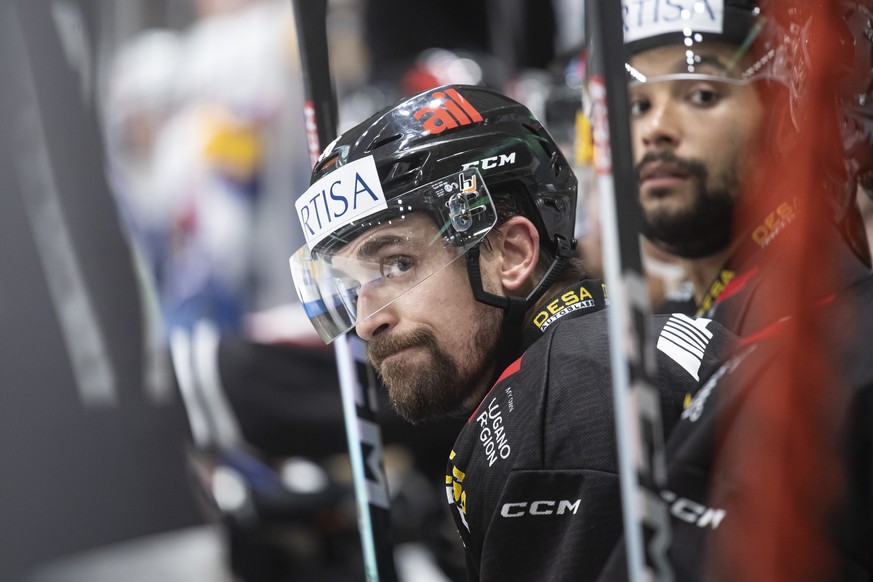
[288,85,735,580]
[597,1,873,579]
[625,0,872,331]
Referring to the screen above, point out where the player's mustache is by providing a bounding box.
[367,329,438,367]
[634,151,707,181]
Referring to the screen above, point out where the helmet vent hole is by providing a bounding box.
[367,133,402,152]
[314,153,340,175]
[382,153,428,187]
[550,152,566,178]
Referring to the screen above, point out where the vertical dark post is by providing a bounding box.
[289,1,397,580]
[585,0,673,580]
[291,0,337,165]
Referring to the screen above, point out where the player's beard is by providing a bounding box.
[636,151,738,258]
[367,302,504,425]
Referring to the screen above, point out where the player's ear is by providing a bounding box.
[493,216,540,293]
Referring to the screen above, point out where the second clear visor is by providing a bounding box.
[290,168,497,343]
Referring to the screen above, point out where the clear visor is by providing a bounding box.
[289,168,497,343]
[623,19,797,100]
[625,68,767,87]
[624,44,777,89]
[623,39,801,125]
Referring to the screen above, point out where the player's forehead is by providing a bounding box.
[628,41,746,78]
[337,212,440,259]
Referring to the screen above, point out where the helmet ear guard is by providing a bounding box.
[464,233,574,378]
[465,233,574,315]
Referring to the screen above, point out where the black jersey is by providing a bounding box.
[445,280,735,581]
[660,208,870,338]
[599,274,873,581]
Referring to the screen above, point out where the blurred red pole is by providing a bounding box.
[707,1,854,580]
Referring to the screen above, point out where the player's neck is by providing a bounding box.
[682,247,733,305]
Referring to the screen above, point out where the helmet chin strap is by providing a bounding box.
[464,236,573,382]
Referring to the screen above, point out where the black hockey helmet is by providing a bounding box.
[290,84,577,342]
[623,0,761,58]
[621,0,805,121]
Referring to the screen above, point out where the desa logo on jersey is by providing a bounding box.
[295,155,387,249]
[414,88,483,135]
[533,284,598,331]
[623,0,724,44]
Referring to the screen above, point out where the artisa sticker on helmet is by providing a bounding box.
[623,0,725,43]
[294,155,387,250]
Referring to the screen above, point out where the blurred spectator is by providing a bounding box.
[363,0,491,86]
[103,27,182,289]
[399,48,494,96]
[104,0,309,339]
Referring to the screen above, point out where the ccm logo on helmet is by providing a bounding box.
[461,152,517,171]
[414,88,483,135]
[500,499,581,518]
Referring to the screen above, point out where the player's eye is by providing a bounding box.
[687,86,722,107]
[629,96,651,117]
[380,255,415,279]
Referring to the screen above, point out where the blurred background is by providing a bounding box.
[0,1,668,580]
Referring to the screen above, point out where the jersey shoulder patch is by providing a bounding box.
[656,314,715,381]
